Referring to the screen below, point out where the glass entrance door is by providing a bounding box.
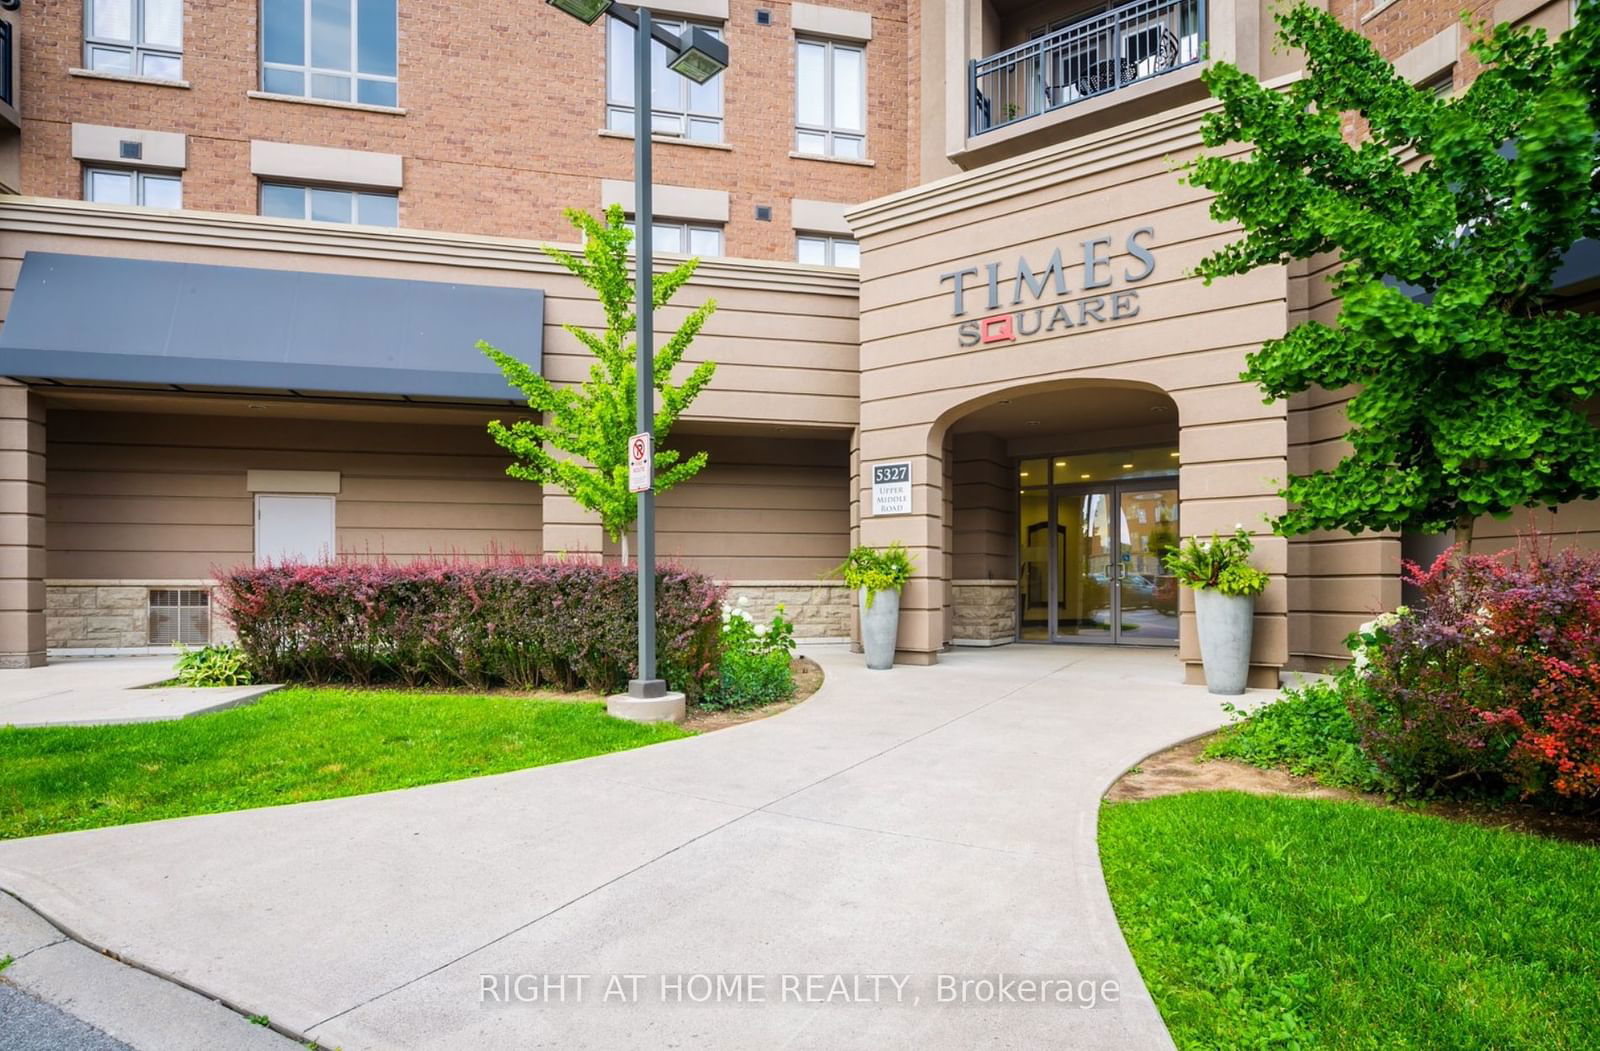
[1055,488,1115,640]
[1047,481,1179,645]
[1115,485,1181,644]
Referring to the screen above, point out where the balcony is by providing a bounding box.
[0,14,15,118]
[970,0,1205,137]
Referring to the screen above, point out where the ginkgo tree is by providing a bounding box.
[480,205,717,557]
[1188,3,1600,546]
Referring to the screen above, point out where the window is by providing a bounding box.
[795,37,865,158]
[148,589,209,646]
[85,0,183,80]
[623,218,723,257]
[606,18,724,143]
[259,182,399,226]
[1419,70,1454,99]
[797,233,858,267]
[261,0,398,106]
[84,167,182,208]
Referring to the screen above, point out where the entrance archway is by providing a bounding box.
[937,383,1181,650]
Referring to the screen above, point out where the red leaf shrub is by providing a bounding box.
[217,557,724,701]
[1349,538,1600,802]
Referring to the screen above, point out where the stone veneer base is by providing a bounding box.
[43,578,1021,653]
[46,580,226,651]
[949,579,1018,645]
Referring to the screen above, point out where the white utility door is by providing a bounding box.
[255,494,336,565]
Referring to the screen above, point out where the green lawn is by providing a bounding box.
[1100,792,1600,1050]
[0,688,692,840]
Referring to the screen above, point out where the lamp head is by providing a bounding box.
[668,26,728,84]
[545,0,612,25]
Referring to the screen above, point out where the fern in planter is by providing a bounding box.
[833,543,916,607]
[1162,528,1268,597]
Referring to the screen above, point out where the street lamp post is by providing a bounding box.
[546,0,728,720]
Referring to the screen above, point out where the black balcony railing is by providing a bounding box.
[971,0,1204,136]
[0,19,13,109]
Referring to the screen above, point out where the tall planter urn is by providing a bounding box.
[859,588,901,670]
[1193,587,1254,695]
[835,542,915,671]
[1165,528,1268,696]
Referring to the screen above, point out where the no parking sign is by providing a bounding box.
[628,433,652,494]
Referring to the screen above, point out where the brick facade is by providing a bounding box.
[18,0,912,260]
[1329,0,1573,92]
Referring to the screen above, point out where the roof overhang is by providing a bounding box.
[0,252,543,400]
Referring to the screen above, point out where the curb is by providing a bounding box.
[0,889,308,1051]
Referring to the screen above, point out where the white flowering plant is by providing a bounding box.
[1162,526,1270,598]
[1348,607,1409,676]
[702,597,798,710]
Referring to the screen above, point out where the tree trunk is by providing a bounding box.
[1452,514,1475,555]
[621,531,630,567]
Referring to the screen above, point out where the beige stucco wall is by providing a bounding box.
[951,432,1014,579]
[44,406,542,578]
[0,378,44,666]
[659,434,851,580]
[849,93,1291,681]
[0,200,861,654]
[0,199,861,435]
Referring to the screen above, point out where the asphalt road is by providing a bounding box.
[0,980,135,1051]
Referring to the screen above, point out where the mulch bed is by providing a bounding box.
[682,656,824,732]
[1107,734,1600,846]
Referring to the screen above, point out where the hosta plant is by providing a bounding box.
[174,644,254,688]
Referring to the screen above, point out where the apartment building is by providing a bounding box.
[0,0,1591,685]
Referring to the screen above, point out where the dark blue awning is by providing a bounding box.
[0,252,542,400]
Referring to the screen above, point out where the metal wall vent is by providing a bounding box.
[149,589,210,646]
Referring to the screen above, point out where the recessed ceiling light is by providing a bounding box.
[1055,461,1066,466]
[1122,463,1134,469]
[1021,471,1030,477]
[1170,452,1180,458]
[1080,473,1090,479]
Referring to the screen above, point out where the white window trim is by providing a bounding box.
[250,139,402,189]
[791,2,872,42]
[797,232,858,267]
[795,36,866,160]
[84,166,182,208]
[606,16,725,143]
[258,181,400,226]
[601,179,728,223]
[85,0,183,79]
[260,0,399,107]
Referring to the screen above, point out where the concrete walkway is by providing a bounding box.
[0,657,278,728]
[0,646,1255,1050]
